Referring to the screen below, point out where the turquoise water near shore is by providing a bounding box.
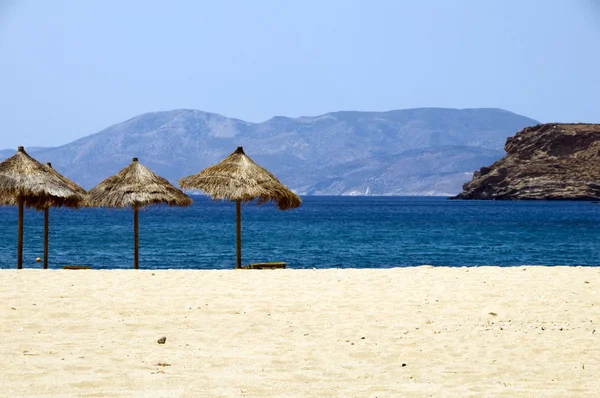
[1,196,600,269]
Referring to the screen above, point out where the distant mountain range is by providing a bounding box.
[0,108,539,195]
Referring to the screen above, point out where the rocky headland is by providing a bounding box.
[454,123,600,200]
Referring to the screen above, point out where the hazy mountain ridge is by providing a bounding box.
[1,108,538,195]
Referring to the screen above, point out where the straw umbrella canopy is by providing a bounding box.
[0,146,86,269]
[85,157,192,269]
[179,146,301,269]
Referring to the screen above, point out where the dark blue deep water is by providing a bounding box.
[1,196,600,269]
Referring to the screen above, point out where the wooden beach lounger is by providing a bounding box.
[241,262,287,270]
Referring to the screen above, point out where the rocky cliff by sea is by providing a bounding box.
[454,123,600,200]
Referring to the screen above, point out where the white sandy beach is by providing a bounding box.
[1,266,600,397]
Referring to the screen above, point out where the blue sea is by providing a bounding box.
[1,196,600,269]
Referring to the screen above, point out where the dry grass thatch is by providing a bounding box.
[46,162,87,197]
[179,147,301,210]
[86,158,192,209]
[0,147,86,209]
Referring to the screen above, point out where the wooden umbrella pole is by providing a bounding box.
[134,207,139,269]
[17,197,24,269]
[44,208,49,269]
[236,200,242,269]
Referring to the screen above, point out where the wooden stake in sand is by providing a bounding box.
[43,162,86,269]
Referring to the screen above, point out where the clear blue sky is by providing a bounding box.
[0,0,599,149]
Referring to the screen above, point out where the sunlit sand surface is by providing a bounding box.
[2,267,599,397]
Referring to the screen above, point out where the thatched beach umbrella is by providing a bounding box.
[0,147,85,269]
[179,146,301,269]
[86,157,192,269]
[42,162,87,269]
